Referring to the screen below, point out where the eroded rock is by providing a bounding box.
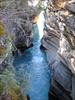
[41,0,75,100]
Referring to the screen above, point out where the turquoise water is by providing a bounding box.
[13,24,51,100]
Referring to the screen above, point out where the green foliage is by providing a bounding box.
[0,22,5,36]
[0,36,12,59]
[0,66,22,100]
[0,81,4,95]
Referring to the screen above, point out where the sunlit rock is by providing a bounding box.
[53,0,66,8]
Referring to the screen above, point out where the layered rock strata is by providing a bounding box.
[41,0,75,100]
[0,0,41,53]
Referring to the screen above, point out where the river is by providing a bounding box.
[13,21,51,100]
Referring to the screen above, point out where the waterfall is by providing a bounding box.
[37,11,45,40]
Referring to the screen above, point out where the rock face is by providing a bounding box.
[41,0,75,100]
[0,0,41,53]
[66,2,75,13]
[0,1,42,99]
[13,18,33,52]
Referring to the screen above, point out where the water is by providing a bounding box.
[13,24,51,100]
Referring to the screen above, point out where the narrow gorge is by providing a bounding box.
[0,0,75,100]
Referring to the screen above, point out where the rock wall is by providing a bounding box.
[41,0,75,100]
[0,0,41,54]
[0,0,48,99]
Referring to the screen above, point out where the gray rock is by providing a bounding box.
[66,2,75,13]
[12,16,33,52]
[65,15,75,31]
[72,76,75,100]
[53,60,72,92]
[41,1,75,99]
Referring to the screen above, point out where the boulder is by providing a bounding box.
[13,17,33,53]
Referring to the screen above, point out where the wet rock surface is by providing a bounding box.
[41,0,75,100]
